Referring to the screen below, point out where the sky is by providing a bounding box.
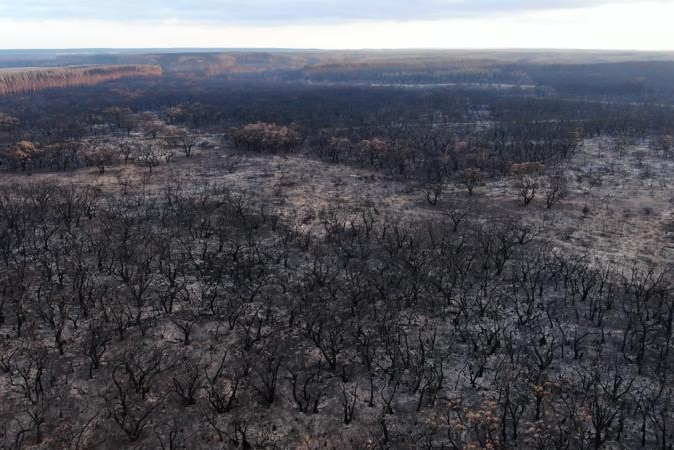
[0,0,673,50]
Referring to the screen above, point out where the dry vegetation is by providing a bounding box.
[0,65,162,95]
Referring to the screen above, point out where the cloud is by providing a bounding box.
[0,0,658,24]
[1,2,673,50]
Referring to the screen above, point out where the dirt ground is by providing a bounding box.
[3,134,672,270]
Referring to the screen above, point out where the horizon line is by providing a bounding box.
[2,47,674,53]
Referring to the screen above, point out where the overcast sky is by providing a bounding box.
[0,0,673,49]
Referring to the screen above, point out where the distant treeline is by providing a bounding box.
[3,51,674,103]
[277,60,674,101]
[525,61,674,98]
[0,65,162,96]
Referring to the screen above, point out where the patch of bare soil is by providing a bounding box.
[4,134,671,268]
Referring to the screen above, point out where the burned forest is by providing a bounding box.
[1,49,674,449]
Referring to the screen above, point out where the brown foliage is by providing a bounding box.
[511,162,545,177]
[84,146,117,174]
[232,122,301,153]
[0,65,162,96]
[6,140,41,171]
